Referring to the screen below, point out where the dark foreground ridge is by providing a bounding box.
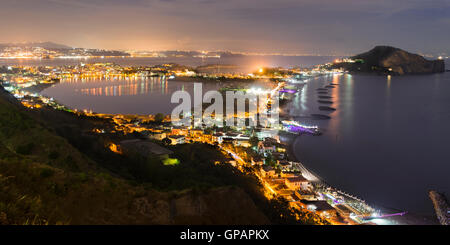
[0,86,327,225]
[332,46,445,75]
[0,87,268,224]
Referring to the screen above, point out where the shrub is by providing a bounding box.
[40,168,55,178]
[48,151,60,160]
[15,143,34,155]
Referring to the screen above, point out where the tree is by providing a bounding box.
[154,113,165,123]
[265,153,276,167]
[249,136,259,147]
[162,137,172,146]
[203,127,213,135]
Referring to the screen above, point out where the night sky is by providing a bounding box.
[1,0,449,55]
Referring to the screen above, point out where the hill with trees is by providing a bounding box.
[331,46,445,75]
[0,86,328,225]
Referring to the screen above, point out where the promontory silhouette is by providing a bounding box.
[331,46,445,75]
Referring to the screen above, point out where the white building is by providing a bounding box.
[168,135,186,145]
[148,131,166,141]
[285,175,311,190]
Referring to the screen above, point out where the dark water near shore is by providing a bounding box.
[289,72,450,214]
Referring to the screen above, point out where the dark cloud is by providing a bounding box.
[0,0,449,55]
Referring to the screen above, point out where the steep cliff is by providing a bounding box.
[0,87,270,225]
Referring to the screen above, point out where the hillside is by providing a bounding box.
[0,86,329,225]
[0,42,72,50]
[332,46,445,75]
[0,87,275,224]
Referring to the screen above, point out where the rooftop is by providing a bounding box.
[300,200,335,211]
[120,139,173,156]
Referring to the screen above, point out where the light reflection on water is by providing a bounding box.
[69,77,172,96]
[42,76,273,115]
[42,77,222,114]
[291,72,450,213]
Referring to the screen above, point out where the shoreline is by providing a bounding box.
[281,94,440,224]
[5,66,443,225]
[284,131,439,225]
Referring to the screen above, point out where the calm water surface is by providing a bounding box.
[42,77,224,114]
[289,72,450,213]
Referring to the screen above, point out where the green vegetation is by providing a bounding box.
[0,87,326,225]
[249,136,259,147]
[162,158,180,166]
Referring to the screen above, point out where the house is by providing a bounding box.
[299,200,337,218]
[212,133,224,144]
[120,139,173,159]
[255,128,280,141]
[161,122,173,130]
[168,135,186,145]
[272,152,286,161]
[260,165,276,178]
[201,133,212,144]
[225,132,239,138]
[280,171,297,178]
[257,141,276,156]
[334,204,352,217]
[277,189,294,198]
[148,131,166,141]
[221,137,234,144]
[251,156,264,166]
[264,137,278,144]
[278,160,292,171]
[233,139,251,148]
[171,126,188,136]
[285,175,311,190]
[189,129,203,138]
[275,143,287,153]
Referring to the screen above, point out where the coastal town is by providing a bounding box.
[4,2,450,242]
[0,61,396,225]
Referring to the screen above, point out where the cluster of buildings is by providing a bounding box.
[0,62,376,225]
[103,115,367,223]
[0,44,129,59]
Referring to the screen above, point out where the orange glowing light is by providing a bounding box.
[108,143,122,154]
